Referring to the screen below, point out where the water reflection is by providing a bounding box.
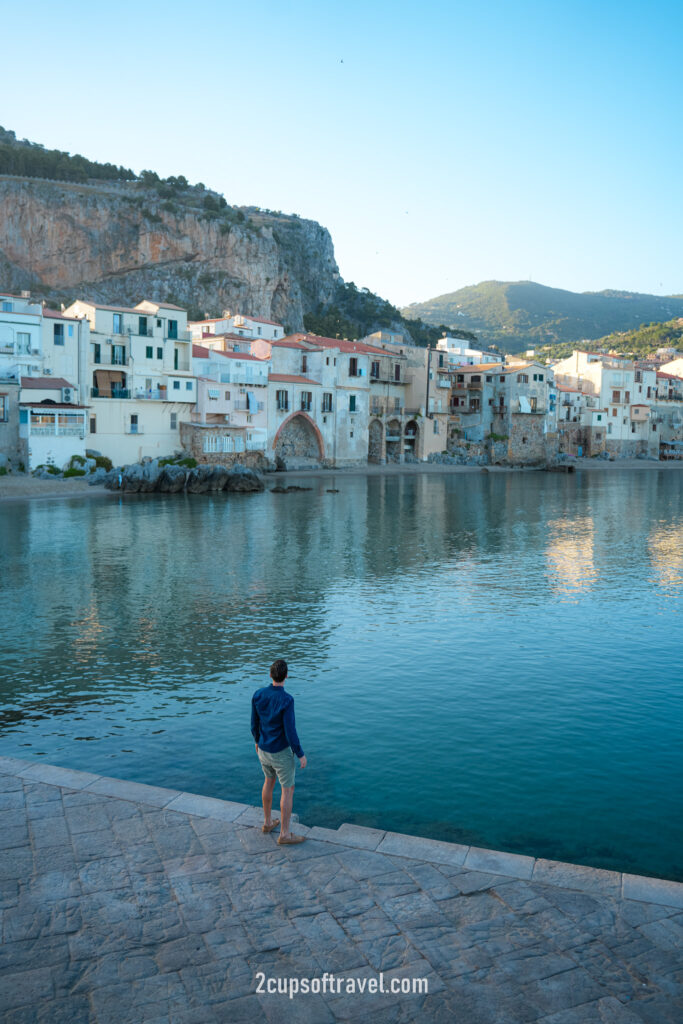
[0,469,682,880]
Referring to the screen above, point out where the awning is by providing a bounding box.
[247,391,256,410]
[94,370,124,395]
[518,395,532,413]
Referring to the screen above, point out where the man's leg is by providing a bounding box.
[262,775,277,827]
[280,785,294,839]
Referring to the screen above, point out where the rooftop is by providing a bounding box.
[268,373,321,385]
[21,376,73,390]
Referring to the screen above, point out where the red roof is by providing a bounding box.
[283,333,391,356]
[193,344,264,363]
[240,315,283,327]
[270,338,322,351]
[40,308,79,321]
[657,371,683,381]
[268,373,320,386]
[556,384,583,393]
[20,402,89,409]
[21,376,73,389]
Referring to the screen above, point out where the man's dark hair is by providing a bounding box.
[270,659,288,683]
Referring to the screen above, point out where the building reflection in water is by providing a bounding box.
[545,517,597,597]
[648,523,683,593]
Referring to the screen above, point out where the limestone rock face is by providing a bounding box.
[0,178,340,329]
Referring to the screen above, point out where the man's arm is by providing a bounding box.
[283,698,305,761]
[250,697,260,747]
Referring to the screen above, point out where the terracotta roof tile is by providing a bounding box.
[21,376,73,389]
[268,373,320,385]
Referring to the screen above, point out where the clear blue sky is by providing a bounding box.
[4,0,682,307]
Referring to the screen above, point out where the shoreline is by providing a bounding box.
[1,456,681,502]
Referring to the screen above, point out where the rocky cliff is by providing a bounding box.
[0,176,339,329]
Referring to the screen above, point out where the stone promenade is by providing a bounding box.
[1,756,681,1024]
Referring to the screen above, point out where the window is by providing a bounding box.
[157,347,163,359]
[173,380,180,390]
[486,375,493,382]
[156,319,162,327]
[322,393,332,412]
[530,397,538,412]
[91,343,101,364]
[17,332,31,353]
[68,325,73,337]
[500,375,505,382]
[113,313,122,334]
[438,353,444,367]
[302,355,307,373]
[596,414,602,422]
[171,413,177,430]
[517,374,529,384]
[349,395,356,412]
[349,357,358,376]
[89,415,96,434]
[225,391,231,400]
[612,408,617,417]
[433,419,439,434]
[471,375,481,383]
[168,320,178,340]
[112,344,125,365]
[1,301,12,312]
[186,381,192,390]
[130,414,139,434]
[457,375,464,383]
[371,361,380,379]
[0,395,7,422]
[146,346,153,358]
[139,316,148,336]
[625,391,630,403]
[612,390,620,403]
[394,397,401,411]
[300,392,312,412]
[595,432,602,441]
[326,357,330,366]
[631,423,636,433]
[54,324,65,345]
[394,364,401,382]
[276,390,289,411]
[522,436,528,444]
[608,423,613,434]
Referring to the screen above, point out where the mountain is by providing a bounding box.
[401,281,683,353]
[0,126,460,344]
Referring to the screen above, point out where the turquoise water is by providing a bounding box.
[1,470,681,881]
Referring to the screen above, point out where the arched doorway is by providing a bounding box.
[386,419,402,462]
[368,419,384,463]
[273,412,324,461]
[404,420,419,457]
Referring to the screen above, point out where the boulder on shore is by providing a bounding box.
[103,460,264,494]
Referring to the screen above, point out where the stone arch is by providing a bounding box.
[368,418,384,463]
[404,419,419,456]
[386,418,402,463]
[273,412,324,460]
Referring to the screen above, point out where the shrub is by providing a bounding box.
[64,467,86,478]
[70,454,86,466]
[0,466,7,476]
[94,455,112,471]
[46,465,61,475]
[177,457,197,468]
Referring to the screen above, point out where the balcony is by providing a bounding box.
[91,387,130,399]
[134,389,167,401]
[246,439,267,451]
[30,425,85,437]
[467,381,483,390]
[492,405,507,416]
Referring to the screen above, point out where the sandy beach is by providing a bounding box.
[1,457,681,503]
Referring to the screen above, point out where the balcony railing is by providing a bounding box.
[467,381,483,389]
[246,439,267,451]
[91,387,130,399]
[492,405,507,415]
[134,389,167,401]
[30,425,85,437]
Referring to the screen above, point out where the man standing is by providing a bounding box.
[251,659,307,845]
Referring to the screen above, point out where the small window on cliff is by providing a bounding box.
[171,413,177,430]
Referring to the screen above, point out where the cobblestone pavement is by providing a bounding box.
[0,756,681,1024]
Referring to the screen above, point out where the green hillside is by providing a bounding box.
[521,318,683,363]
[402,281,683,352]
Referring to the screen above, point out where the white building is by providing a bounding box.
[64,299,197,463]
[435,335,501,367]
[189,312,285,343]
[0,292,43,380]
[553,351,658,456]
[19,377,88,469]
[182,344,270,459]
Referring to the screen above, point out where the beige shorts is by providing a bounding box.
[257,746,296,789]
